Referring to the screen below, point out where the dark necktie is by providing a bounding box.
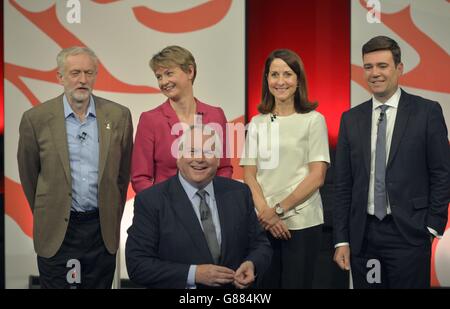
[374,104,389,220]
[196,189,220,263]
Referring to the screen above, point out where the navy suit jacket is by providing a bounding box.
[333,90,450,255]
[126,175,272,288]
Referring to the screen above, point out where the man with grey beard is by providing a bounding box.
[17,46,133,288]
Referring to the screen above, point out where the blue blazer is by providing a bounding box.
[126,175,272,288]
[333,90,450,255]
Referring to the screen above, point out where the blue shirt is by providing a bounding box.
[178,173,222,289]
[63,95,99,212]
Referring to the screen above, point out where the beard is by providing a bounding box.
[68,88,91,106]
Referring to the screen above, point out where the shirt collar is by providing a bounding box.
[372,87,401,111]
[178,172,214,200]
[63,95,96,119]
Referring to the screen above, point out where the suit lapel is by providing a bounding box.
[357,101,373,176]
[169,177,213,260]
[95,97,111,185]
[47,97,71,185]
[387,90,411,168]
[161,100,182,132]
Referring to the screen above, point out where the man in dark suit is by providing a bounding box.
[17,46,133,288]
[126,125,272,288]
[333,36,449,288]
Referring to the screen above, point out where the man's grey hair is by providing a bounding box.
[178,124,223,159]
[56,46,99,75]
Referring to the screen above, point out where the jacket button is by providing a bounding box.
[68,192,72,197]
[64,218,69,222]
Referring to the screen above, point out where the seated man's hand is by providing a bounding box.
[233,261,255,289]
[195,264,235,287]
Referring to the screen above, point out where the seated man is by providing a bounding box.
[126,124,272,288]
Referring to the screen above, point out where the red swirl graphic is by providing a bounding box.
[133,0,232,33]
[354,0,450,94]
[6,0,159,107]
